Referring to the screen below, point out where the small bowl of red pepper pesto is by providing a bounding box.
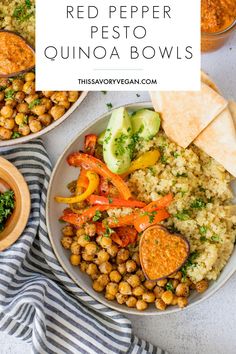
[0,156,30,251]
[0,30,35,78]
[201,0,236,52]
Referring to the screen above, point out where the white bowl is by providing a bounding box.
[46,102,236,315]
[0,91,88,147]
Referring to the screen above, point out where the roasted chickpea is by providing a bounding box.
[76,228,86,237]
[25,72,35,82]
[116,293,128,305]
[80,261,88,273]
[117,263,126,275]
[70,242,81,255]
[1,105,13,118]
[93,280,104,293]
[106,282,119,297]
[177,297,188,308]
[175,283,190,297]
[37,114,51,128]
[144,280,156,290]
[15,113,26,126]
[42,91,54,98]
[135,269,145,282]
[126,296,137,308]
[82,253,94,261]
[29,120,42,133]
[107,244,118,257]
[171,295,179,306]
[195,279,208,293]
[31,105,46,116]
[119,281,132,296]
[68,91,79,102]
[171,279,179,289]
[77,235,90,247]
[126,260,137,273]
[12,79,24,91]
[155,299,166,311]
[23,81,35,95]
[97,274,109,287]
[17,103,29,114]
[3,118,15,130]
[109,270,122,283]
[100,236,112,249]
[133,285,145,297]
[142,292,155,303]
[85,242,97,256]
[0,127,12,140]
[127,274,140,288]
[70,254,81,266]
[18,124,30,136]
[99,261,112,274]
[173,271,182,280]
[61,236,73,249]
[105,292,115,301]
[60,101,70,109]
[24,94,39,104]
[157,279,168,287]
[15,91,25,102]
[50,105,66,120]
[40,98,52,111]
[51,92,68,103]
[62,225,74,236]
[86,263,98,276]
[136,300,148,311]
[97,250,110,264]
[132,252,140,265]
[153,286,165,299]
[117,249,129,264]
[161,291,174,305]
[84,223,96,237]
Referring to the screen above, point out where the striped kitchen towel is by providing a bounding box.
[0,140,168,354]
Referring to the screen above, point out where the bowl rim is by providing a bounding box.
[46,101,236,315]
[0,156,31,251]
[0,91,88,147]
[0,29,35,78]
[201,18,236,36]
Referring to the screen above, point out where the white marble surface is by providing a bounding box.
[0,33,236,353]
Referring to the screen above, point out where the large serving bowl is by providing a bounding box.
[0,91,88,147]
[46,102,236,315]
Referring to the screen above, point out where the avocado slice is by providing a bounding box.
[103,107,132,174]
[131,109,161,140]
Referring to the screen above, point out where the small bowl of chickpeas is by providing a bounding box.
[46,104,236,315]
[0,73,88,146]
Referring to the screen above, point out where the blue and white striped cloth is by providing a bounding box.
[0,140,167,354]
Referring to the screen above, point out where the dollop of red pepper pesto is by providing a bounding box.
[0,31,35,76]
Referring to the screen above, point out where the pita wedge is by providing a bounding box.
[201,71,220,93]
[229,101,236,128]
[150,82,227,148]
[194,107,236,177]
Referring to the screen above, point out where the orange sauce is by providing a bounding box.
[140,226,189,280]
[0,31,35,76]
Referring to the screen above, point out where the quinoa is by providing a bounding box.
[0,0,35,46]
[128,130,236,283]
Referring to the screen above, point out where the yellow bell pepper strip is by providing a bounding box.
[67,152,132,200]
[122,150,160,177]
[55,171,99,204]
[76,168,89,191]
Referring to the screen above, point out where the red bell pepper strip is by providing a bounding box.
[60,205,117,228]
[88,195,146,208]
[111,226,138,247]
[84,134,97,156]
[67,152,132,200]
[105,214,135,228]
[133,209,170,232]
[142,194,173,211]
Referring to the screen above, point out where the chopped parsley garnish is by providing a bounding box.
[199,225,207,235]
[160,155,168,164]
[181,251,198,280]
[190,198,206,210]
[13,0,33,22]
[12,132,22,139]
[0,86,6,92]
[166,281,174,292]
[92,210,102,222]
[175,210,190,221]
[149,211,157,223]
[148,167,155,176]
[114,133,128,157]
[176,172,188,177]
[106,103,113,110]
[200,236,207,242]
[84,235,90,241]
[29,99,41,109]
[104,226,115,238]
[108,198,113,204]
[211,234,220,243]
[171,151,179,158]
[5,89,15,100]
[0,190,15,232]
